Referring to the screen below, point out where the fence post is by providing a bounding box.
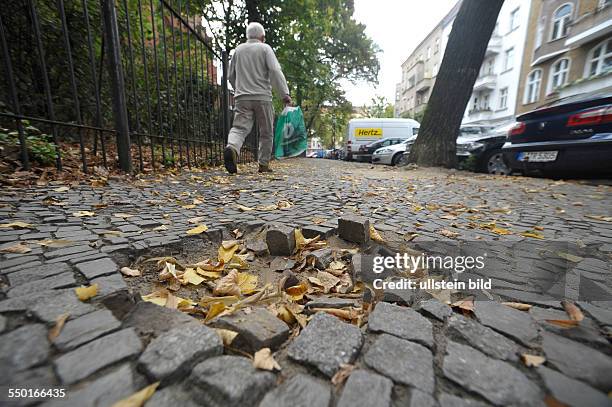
[100,0,131,172]
[221,49,229,144]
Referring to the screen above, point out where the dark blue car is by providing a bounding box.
[503,90,612,176]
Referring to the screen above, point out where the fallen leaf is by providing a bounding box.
[215,328,238,346]
[111,382,159,407]
[113,213,134,219]
[521,231,545,239]
[204,301,226,323]
[331,363,356,386]
[253,348,281,371]
[521,353,546,367]
[199,295,239,307]
[369,225,385,243]
[195,259,225,272]
[452,297,474,313]
[584,214,612,222]
[1,242,31,253]
[181,268,204,285]
[439,229,460,238]
[545,319,580,328]
[188,216,206,224]
[48,313,69,341]
[544,395,568,407]
[75,284,98,301]
[152,225,168,231]
[313,271,340,293]
[286,282,309,301]
[35,239,73,248]
[120,267,141,277]
[295,229,318,250]
[196,267,222,279]
[236,204,255,212]
[561,300,584,322]
[181,204,196,209]
[0,221,33,229]
[141,289,169,306]
[236,272,258,295]
[227,254,249,270]
[187,224,208,235]
[73,211,95,217]
[218,241,239,263]
[54,186,69,192]
[502,302,532,311]
[557,252,583,263]
[213,269,258,296]
[277,200,293,209]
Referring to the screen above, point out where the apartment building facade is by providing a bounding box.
[516,0,612,115]
[462,0,532,126]
[394,2,461,118]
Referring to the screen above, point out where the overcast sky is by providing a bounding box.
[342,0,459,107]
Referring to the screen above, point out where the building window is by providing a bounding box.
[535,17,546,49]
[509,8,520,31]
[499,88,508,109]
[599,0,611,10]
[551,4,573,41]
[434,38,440,53]
[427,47,431,59]
[472,96,479,111]
[548,58,570,93]
[524,69,542,104]
[585,38,612,76]
[503,48,514,71]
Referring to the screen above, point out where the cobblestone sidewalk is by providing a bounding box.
[1,159,611,407]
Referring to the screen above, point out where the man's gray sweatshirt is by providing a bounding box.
[228,39,289,102]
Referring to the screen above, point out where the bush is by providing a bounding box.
[0,123,57,166]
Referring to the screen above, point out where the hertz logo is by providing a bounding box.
[355,128,383,137]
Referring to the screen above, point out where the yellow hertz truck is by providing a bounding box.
[344,118,420,161]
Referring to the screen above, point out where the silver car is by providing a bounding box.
[372,139,411,166]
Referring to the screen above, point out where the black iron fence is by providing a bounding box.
[0,0,258,173]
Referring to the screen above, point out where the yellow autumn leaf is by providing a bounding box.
[204,301,226,323]
[253,348,281,371]
[237,272,258,295]
[113,213,133,219]
[227,254,249,270]
[215,328,238,346]
[182,268,204,285]
[490,227,512,235]
[195,259,225,272]
[141,290,168,306]
[521,354,546,367]
[181,204,196,209]
[295,229,318,250]
[0,221,33,229]
[218,241,239,263]
[187,224,208,235]
[35,239,73,248]
[111,382,159,407]
[75,284,98,301]
[502,302,532,311]
[199,295,239,307]
[236,204,255,212]
[54,186,70,192]
[521,231,545,239]
[196,267,222,279]
[369,225,385,242]
[152,225,168,232]
[1,242,31,254]
[48,313,70,341]
[285,282,309,301]
[73,211,95,217]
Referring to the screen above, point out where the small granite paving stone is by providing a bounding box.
[438,394,490,407]
[338,215,370,244]
[260,374,331,407]
[578,302,612,326]
[42,364,137,407]
[541,331,612,392]
[538,366,612,407]
[145,385,199,407]
[364,333,435,393]
[337,370,393,407]
[43,245,93,259]
[214,308,290,352]
[123,301,195,339]
[443,341,542,406]
[0,315,6,333]
[7,262,71,286]
[367,302,434,348]
[0,255,40,273]
[54,309,121,351]
[90,273,128,297]
[266,224,295,256]
[447,315,519,361]
[473,301,539,346]
[75,257,119,279]
[288,312,363,377]
[417,299,453,321]
[138,322,222,383]
[54,328,142,384]
[307,248,333,269]
[0,324,50,373]
[7,271,76,298]
[188,355,275,407]
[409,391,438,407]
[304,296,358,310]
[31,289,96,323]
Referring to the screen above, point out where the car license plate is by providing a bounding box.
[517,151,558,162]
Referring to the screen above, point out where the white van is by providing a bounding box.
[344,118,420,161]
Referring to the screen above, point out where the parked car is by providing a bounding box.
[344,118,419,161]
[502,90,612,176]
[353,137,407,162]
[456,124,511,175]
[372,139,411,165]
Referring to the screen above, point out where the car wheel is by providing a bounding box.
[483,150,510,175]
[391,153,403,166]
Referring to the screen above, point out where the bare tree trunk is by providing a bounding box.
[409,0,504,168]
[246,0,261,23]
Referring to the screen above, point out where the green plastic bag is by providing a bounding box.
[274,106,307,159]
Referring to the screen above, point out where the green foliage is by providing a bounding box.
[363,96,394,118]
[0,124,57,165]
[311,102,352,148]
[457,155,477,172]
[401,109,426,123]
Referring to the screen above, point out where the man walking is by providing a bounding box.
[224,22,291,174]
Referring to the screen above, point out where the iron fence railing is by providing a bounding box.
[0,0,258,173]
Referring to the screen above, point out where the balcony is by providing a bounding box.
[473,74,497,91]
[565,5,612,47]
[416,76,432,93]
[485,34,502,57]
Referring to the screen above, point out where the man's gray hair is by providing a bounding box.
[246,22,265,39]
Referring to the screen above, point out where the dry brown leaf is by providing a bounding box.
[295,229,318,250]
[561,300,584,322]
[502,302,532,311]
[331,363,356,386]
[215,328,238,346]
[111,382,159,407]
[0,222,34,229]
[1,242,31,254]
[213,269,258,296]
[544,395,569,407]
[75,284,98,301]
[369,225,385,243]
[73,210,95,217]
[218,241,239,263]
[186,224,208,235]
[545,319,580,329]
[120,267,141,277]
[35,239,73,248]
[451,297,474,313]
[314,271,340,294]
[521,353,546,367]
[439,229,460,238]
[253,348,281,371]
[48,313,70,341]
[521,231,545,239]
[310,307,360,321]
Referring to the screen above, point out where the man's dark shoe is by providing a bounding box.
[258,164,273,173]
[224,147,237,174]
